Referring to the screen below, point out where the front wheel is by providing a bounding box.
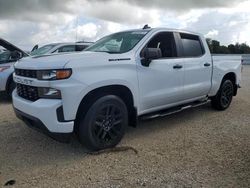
[78,95,128,151]
[211,80,234,110]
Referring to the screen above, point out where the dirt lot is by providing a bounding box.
[0,67,250,188]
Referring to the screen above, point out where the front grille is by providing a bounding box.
[15,69,37,78]
[16,84,39,101]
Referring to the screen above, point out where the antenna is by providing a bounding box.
[75,16,79,42]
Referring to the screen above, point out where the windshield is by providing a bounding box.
[85,31,148,53]
[30,44,57,56]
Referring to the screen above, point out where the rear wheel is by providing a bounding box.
[78,95,128,151]
[211,80,234,110]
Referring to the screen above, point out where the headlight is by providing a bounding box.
[0,66,10,72]
[37,69,72,80]
[38,87,61,99]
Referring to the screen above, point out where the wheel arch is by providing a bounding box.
[6,73,15,93]
[222,72,237,96]
[74,85,137,133]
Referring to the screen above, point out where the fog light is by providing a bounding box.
[38,88,61,99]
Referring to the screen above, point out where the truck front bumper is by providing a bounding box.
[12,90,74,142]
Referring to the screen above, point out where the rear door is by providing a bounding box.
[137,32,185,113]
[177,33,212,100]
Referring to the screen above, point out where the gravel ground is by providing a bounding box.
[0,66,250,188]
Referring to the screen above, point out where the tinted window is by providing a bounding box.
[75,45,88,51]
[180,33,204,57]
[145,32,177,58]
[57,45,76,53]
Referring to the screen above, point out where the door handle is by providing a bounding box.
[204,63,211,67]
[173,64,183,69]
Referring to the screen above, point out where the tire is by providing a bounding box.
[211,80,234,110]
[7,80,16,98]
[78,95,128,151]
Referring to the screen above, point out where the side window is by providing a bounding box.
[180,33,204,57]
[75,45,87,51]
[57,45,76,53]
[145,32,177,58]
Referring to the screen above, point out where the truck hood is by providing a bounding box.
[14,51,132,69]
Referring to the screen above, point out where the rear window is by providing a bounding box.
[31,44,57,56]
[180,33,204,57]
[76,45,87,51]
[57,45,76,53]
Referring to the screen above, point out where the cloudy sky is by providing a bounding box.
[0,0,249,50]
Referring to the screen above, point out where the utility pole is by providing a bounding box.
[75,15,79,42]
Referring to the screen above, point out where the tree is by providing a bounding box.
[239,43,250,54]
[218,46,230,54]
[228,44,236,54]
[206,38,250,54]
[211,40,220,53]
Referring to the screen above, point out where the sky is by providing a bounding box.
[0,0,249,50]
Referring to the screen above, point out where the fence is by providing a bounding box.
[242,54,250,65]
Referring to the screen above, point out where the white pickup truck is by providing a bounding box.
[12,28,242,151]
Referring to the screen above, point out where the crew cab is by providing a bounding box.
[12,28,242,151]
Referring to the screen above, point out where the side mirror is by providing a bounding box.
[31,44,38,52]
[141,48,162,67]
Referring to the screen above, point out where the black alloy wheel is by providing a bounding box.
[220,81,234,108]
[211,80,234,110]
[92,103,124,145]
[78,95,128,151]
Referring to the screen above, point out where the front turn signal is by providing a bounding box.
[56,70,72,80]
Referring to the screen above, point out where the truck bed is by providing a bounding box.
[212,54,242,62]
[209,54,242,96]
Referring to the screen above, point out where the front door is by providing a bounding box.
[137,32,184,114]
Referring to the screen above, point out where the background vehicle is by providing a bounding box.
[30,42,93,56]
[0,41,92,97]
[0,38,29,97]
[13,28,241,151]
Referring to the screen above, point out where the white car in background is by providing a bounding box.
[30,42,93,56]
[0,41,92,97]
[0,38,29,97]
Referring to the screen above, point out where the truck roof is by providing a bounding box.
[120,27,202,36]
